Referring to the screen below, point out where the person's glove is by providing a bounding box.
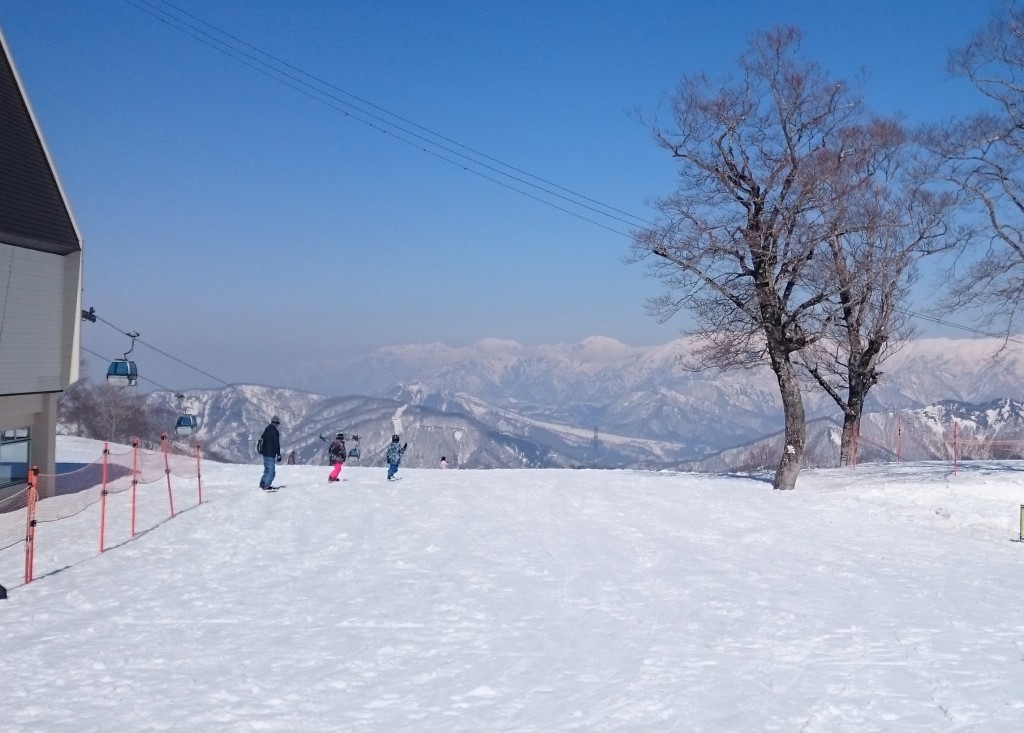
[276,454,282,463]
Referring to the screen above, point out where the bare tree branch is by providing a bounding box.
[921,1,1024,335]
[631,27,860,489]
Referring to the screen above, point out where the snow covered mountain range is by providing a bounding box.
[150,336,1024,469]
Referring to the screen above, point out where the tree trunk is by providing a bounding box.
[838,383,867,466]
[839,410,860,467]
[772,355,806,490]
[839,415,854,467]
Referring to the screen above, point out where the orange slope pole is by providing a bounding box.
[194,441,203,505]
[131,437,140,537]
[23,467,38,584]
[99,443,109,553]
[160,433,176,519]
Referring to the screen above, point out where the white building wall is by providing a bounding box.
[0,242,74,394]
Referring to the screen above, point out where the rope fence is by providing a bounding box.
[0,433,203,591]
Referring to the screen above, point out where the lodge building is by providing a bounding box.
[0,27,83,493]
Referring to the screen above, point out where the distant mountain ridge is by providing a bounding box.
[143,336,1024,470]
[304,335,1024,447]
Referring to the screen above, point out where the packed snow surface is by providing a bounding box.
[2,436,1024,732]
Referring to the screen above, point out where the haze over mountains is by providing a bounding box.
[150,336,1024,469]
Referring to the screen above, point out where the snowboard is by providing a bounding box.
[262,485,285,491]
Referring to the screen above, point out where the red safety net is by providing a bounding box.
[0,436,203,590]
[0,486,29,553]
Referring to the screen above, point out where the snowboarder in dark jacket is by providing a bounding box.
[385,434,406,480]
[328,432,347,482]
[257,416,282,490]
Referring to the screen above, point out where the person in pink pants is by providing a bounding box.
[328,432,347,482]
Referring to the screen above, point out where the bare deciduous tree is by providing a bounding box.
[797,122,963,465]
[920,1,1024,333]
[631,27,861,489]
[58,377,174,448]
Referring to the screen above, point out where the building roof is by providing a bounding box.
[0,29,81,256]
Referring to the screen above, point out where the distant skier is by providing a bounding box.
[257,415,282,490]
[439,456,448,469]
[328,432,347,482]
[287,450,296,465]
[385,434,407,481]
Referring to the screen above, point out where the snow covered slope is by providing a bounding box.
[1,437,1023,731]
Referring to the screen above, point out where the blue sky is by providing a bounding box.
[0,0,998,392]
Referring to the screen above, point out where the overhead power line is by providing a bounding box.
[117,2,991,268]
[118,0,651,237]
[101,2,1024,351]
[138,0,650,227]
[84,313,305,426]
[82,344,292,441]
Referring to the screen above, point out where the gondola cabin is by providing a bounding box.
[106,359,138,387]
[174,414,198,436]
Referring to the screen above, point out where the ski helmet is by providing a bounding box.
[392,434,399,442]
[336,432,344,439]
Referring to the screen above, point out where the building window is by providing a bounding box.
[0,428,30,488]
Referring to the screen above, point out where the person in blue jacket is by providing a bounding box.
[385,434,406,480]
